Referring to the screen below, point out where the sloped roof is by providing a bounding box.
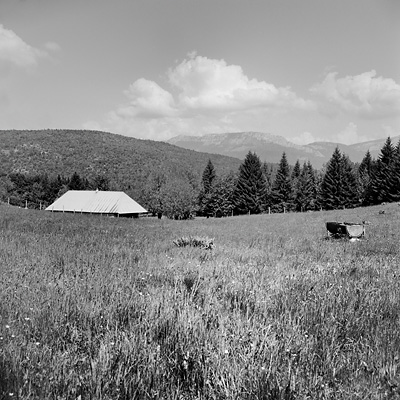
[45,190,147,214]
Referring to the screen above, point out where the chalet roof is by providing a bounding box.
[45,190,147,215]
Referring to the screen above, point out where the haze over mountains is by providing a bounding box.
[167,132,400,168]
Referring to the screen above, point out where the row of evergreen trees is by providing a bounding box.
[197,152,320,217]
[197,137,400,216]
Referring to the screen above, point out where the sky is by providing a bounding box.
[0,0,399,145]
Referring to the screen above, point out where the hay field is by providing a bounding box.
[1,204,399,399]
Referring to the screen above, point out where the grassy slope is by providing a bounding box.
[0,204,399,399]
[0,129,241,193]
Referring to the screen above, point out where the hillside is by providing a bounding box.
[0,129,242,197]
[167,132,400,168]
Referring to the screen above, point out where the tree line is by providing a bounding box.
[197,137,400,217]
[1,137,399,217]
[1,172,110,209]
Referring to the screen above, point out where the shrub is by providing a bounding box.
[173,236,214,250]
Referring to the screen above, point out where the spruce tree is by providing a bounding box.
[320,147,358,209]
[234,151,267,214]
[198,159,216,217]
[68,172,85,190]
[201,159,216,194]
[291,160,301,181]
[388,140,400,202]
[368,137,395,204]
[272,152,292,212]
[261,162,274,209]
[291,160,301,211]
[341,154,359,208]
[305,161,319,210]
[294,161,316,211]
[358,150,374,205]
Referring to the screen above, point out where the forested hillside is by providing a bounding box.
[0,129,242,205]
[0,129,241,182]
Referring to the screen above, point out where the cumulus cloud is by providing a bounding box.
[117,78,177,119]
[311,70,400,119]
[168,54,313,112]
[92,53,313,139]
[0,24,58,69]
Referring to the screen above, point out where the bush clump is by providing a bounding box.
[173,236,214,250]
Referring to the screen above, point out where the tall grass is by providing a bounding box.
[0,203,399,399]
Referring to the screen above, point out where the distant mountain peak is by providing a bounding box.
[169,131,304,150]
[167,131,399,168]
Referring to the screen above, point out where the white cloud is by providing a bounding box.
[0,24,58,69]
[91,54,314,139]
[118,78,177,118]
[311,70,400,119]
[168,54,313,112]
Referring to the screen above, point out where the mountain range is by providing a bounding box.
[167,132,400,169]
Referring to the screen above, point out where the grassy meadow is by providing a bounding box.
[0,203,400,399]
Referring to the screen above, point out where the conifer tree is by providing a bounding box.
[320,147,358,209]
[201,159,216,194]
[341,154,359,208]
[291,160,302,211]
[272,152,292,212]
[292,160,301,181]
[305,161,319,210]
[234,151,267,214]
[261,162,274,209]
[359,150,373,177]
[388,140,400,202]
[368,137,395,204]
[198,159,216,217]
[294,161,317,211]
[358,150,374,205]
[68,172,85,190]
